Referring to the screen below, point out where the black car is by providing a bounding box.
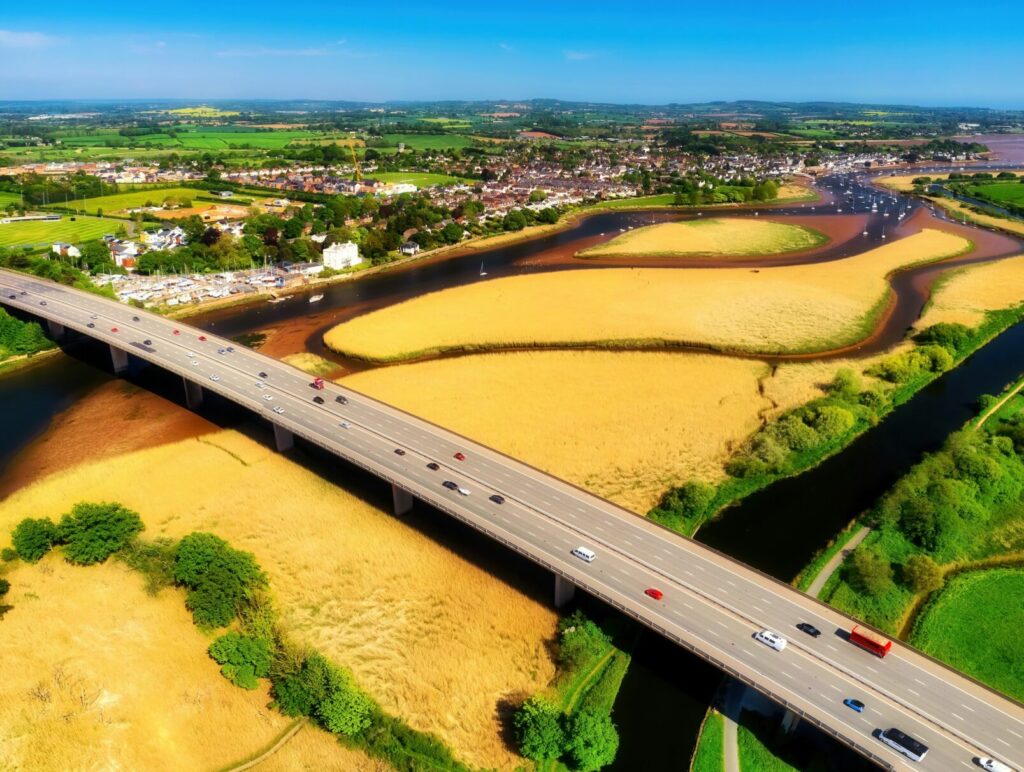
[796,622,822,638]
[39,300,47,306]
[143,339,152,346]
[335,395,348,405]
[7,294,15,299]
[426,462,440,471]
[489,494,506,505]
[226,346,235,353]
[259,371,268,378]
[132,315,140,322]
[394,448,406,456]
[442,480,458,490]
[87,322,95,328]
[313,395,325,404]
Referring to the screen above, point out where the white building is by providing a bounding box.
[322,241,362,270]
[51,242,81,259]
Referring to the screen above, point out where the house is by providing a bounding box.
[51,242,81,259]
[142,227,187,250]
[322,241,362,270]
[399,241,421,256]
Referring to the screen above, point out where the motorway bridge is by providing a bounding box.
[3,268,1023,772]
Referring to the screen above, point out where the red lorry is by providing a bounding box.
[312,377,325,390]
[849,625,892,658]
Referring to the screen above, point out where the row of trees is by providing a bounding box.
[0,307,53,360]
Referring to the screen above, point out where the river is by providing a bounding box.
[2,170,1022,770]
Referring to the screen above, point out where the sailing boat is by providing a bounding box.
[479,262,487,277]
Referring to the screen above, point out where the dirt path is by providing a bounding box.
[806,527,872,598]
[974,378,1024,431]
[222,719,306,772]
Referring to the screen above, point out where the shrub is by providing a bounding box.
[565,710,619,771]
[270,650,373,737]
[809,405,856,440]
[173,532,265,628]
[827,368,862,399]
[209,631,273,689]
[513,697,566,761]
[558,611,611,670]
[660,481,715,522]
[903,554,944,594]
[847,546,894,596]
[0,578,9,597]
[1,547,17,562]
[11,517,59,563]
[58,502,144,565]
[914,322,973,357]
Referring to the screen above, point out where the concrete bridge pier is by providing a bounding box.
[391,484,414,515]
[46,320,65,339]
[183,378,204,410]
[272,423,294,452]
[554,574,576,608]
[780,708,801,734]
[109,344,129,374]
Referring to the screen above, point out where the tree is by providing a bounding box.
[848,547,894,596]
[903,554,944,594]
[565,710,619,771]
[899,498,938,550]
[661,481,715,522]
[58,501,144,565]
[79,240,115,273]
[173,532,265,627]
[11,517,59,563]
[673,191,685,206]
[209,632,273,689]
[513,697,565,761]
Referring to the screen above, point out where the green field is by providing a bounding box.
[0,215,121,248]
[57,129,321,151]
[691,712,724,772]
[737,717,798,772]
[909,568,1024,701]
[0,191,23,208]
[379,133,479,151]
[966,181,1024,206]
[63,186,267,215]
[371,172,471,187]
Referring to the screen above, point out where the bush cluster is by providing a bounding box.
[513,697,619,770]
[209,631,272,689]
[11,517,59,562]
[271,651,373,735]
[557,610,611,670]
[173,532,265,627]
[58,502,143,565]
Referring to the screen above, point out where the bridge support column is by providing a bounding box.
[780,708,800,735]
[554,574,576,608]
[109,344,129,375]
[46,320,65,339]
[183,378,204,410]
[272,423,294,452]
[391,484,414,516]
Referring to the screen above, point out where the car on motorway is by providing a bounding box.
[644,588,664,600]
[132,316,140,322]
[226,346,234,353]
[273,406,285,415]
[217,348,226,355]
[394,448,406,456]
[977,758,1014,772]
[489,494,505,504]
[426,462,440,471]
[335,395,348,405]
[754,630,787,652]
[210,374,221,382]
[191,360,199,366]
[259,371,268,378]
[313,396,325,404]
[442,480,458,490]
[143,339,152,346]
[173,329,181,335]
[87,322,95,328]
[198,335,207,342]
[7,294,14,300]
[111,326,119,333]
[453,452,466,461]
[39,300,46,306]
[262,394,273,401]
[339,421,351,429]
[255,381,266,389]
[187,351,196,357]
[843,698,865,713]
[571,546,596,562]
[457,486,470,496]
[796,622,821,638]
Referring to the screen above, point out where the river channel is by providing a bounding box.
[2,170,1023,770]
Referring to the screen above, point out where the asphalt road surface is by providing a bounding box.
[3,268,1022,772]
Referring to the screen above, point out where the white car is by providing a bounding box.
[255,381,267,389]
[339,421,351,429]
[209,374,220,382]
[263,394,274,401]
[186,351,196,358]
[754,630,787,652]
[273,406,285,415]
[978,759,1014,772]
[190,360,200,366]
[571,546,596,563]
[457,487,471,496]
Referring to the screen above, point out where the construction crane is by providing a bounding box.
[349,143,362,183]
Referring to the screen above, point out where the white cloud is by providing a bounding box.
[0,29,57,49]
[217,40,355,58]
[563,50,595,61]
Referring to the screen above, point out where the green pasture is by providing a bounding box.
[0,215,120,248]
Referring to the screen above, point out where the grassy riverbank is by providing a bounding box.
[690,711,725,772]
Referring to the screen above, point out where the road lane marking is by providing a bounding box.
[949,712,964,721]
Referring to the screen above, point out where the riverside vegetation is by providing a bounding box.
[1,502,470,770]
[0,307,53,364]
[817,374,1024,701]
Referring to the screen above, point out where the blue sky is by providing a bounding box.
[2,1,1023,106]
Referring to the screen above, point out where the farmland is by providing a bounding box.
[578,218,828,259]
[378,133,480,151]
[964,180,1024,207]
[324,228,972,361]
[0,214,121,247]
[0,427,557,768]
[909,569,1024,701]
[61,187,270,216]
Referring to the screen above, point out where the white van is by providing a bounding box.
[754,630,787,652]
[571,546,596,563]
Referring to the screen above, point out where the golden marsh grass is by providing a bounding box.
[918,253,1024,329]
[578,218,828,259]
[325,228,972,361]
[0,430,557,769]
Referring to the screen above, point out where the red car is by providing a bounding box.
[111,326,119,333]
[644,588,664,601]
[198,335,207,342]
[172,329,181,335]
[453,452,466,461]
